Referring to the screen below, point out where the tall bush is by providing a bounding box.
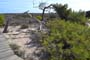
[53,4,87,24]
[53,4,71,20]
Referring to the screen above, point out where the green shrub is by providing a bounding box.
[68,11,87,24]
[41,19,90,60]
[49,13,57,19]
[0,14,4,26]
[36,16,42,20]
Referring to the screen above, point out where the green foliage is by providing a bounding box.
[0,14,4,26]
[53,4,87,24]
[68,11,87,24]
[36,15,42,20]
[49,13,57,19]
[53,4,71,20]
[41,19,90,60]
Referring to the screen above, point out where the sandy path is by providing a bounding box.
[3,26,42,59]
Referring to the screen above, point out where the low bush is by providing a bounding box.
[68,11,87,24]
[0,14,4,26]
[36,16,42,20]
[41,19,90,60]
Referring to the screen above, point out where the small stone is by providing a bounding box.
[20,29,29,33]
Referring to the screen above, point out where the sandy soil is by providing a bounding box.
[3,25,43,59]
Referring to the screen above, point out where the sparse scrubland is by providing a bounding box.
[1,3,90,60]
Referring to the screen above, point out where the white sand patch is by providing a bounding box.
[3,25,43,60]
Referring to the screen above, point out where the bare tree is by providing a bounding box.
[3,17,11,33]
[39,3,53,30]
[24,3,53,31]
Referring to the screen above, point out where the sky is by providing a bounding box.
[0,0,90,13]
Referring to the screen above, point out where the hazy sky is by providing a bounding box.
[0,0,90,13]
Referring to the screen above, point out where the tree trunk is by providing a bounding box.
[3,19,9,33]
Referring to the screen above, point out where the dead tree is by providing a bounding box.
[3,17,10,33]
[41,4,53,21]
[24,5,53,31]
[23,10,33,18]
[40,4,53,30]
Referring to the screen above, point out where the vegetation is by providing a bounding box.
[49,13,57,19]
[0,14,4,26]
[86,11,90,18]
[10,43,25,58]
[53,4,87,24]
[14,14,30,19]
[3,3,90,60]
[36,15,42,20]
[41,19,90,60]
[53,4,71,20]
[37,3,90,60]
